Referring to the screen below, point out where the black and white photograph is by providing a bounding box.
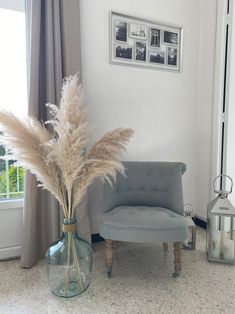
[135,42,146,62]
[150,28,160,47]
[115,44,133,60]
[115,20,127,42]
[130,23,147,39]
[163,31,178,45]
[167,47,177,66]
[111,12,182,71]
[149,50,165,64]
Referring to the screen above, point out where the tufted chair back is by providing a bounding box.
[101,161,186,216]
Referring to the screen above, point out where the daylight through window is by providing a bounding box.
[0,8,27,199]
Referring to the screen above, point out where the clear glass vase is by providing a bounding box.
[46,218,92,298]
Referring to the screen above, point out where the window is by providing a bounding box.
[0,5,27,200]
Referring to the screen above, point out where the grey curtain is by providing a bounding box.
[21,0,91,268]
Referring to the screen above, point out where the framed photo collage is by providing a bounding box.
[110,12,183,72]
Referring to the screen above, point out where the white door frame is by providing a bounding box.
[211,0,233,195]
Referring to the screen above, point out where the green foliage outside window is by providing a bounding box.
[0,145,5,172]
[0,165,25,199]
[0,145,25,199]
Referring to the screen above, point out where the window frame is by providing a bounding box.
[0,0,27,205]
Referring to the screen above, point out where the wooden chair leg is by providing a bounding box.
[105,239,113,278]
[163,242,168,252]
[173,242,182,277]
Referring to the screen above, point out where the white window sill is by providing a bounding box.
[0,199,23,210]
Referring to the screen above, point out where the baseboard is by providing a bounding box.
[92,233,104,243]
[193,216,207,229]
[0,245,21,261]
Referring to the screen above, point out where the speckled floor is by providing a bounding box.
[1,227,235,314]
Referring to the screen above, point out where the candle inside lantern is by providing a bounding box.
[210,230,221,259]
[222,239,234,261]
[220,231,227,255]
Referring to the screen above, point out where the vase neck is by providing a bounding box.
[62,218,76,233]
[62,218,76,225]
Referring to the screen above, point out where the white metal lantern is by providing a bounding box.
[183,204,196,250]
[207,175,235,264]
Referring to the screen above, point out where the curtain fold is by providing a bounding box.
[21,0,90,268]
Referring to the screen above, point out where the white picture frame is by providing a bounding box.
[110,11,183,72]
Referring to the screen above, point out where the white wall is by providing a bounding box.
[195,0,218,219]
[0,200,23,259]
[80,0,217,231]
[0,0,24,12]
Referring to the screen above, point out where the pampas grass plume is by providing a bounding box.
[0,75,134,219]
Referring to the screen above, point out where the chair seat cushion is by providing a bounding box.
[99,206,188,243]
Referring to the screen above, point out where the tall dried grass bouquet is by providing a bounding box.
[0,75,134,220]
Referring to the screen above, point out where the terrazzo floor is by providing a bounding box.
[1,227,235,314]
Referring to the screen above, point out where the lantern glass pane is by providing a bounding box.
[183,217,196,250]
[207,213,235,264]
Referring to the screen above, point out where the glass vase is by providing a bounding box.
[46,218,92,298]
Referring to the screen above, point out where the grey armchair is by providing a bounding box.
[98,161,188,277]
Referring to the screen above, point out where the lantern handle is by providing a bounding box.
[184,203,194,217]
[213,174,233,197]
